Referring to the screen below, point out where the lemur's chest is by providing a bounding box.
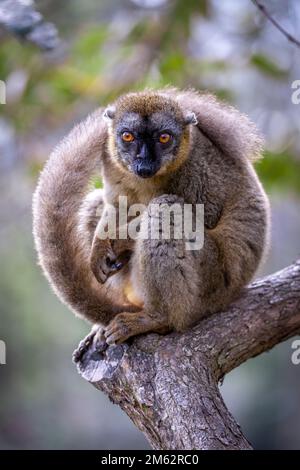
[103,174,163,208]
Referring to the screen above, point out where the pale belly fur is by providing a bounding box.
[106,269,144,309]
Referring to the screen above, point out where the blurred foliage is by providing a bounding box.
[0,0,299,194]
[257,151,300,194]
[0,0,299,193]
[250,54,288,79]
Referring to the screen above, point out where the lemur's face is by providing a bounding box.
[115,112,187,178]
[104,95,197,178]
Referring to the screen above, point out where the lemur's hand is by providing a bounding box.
[90,238,123,284]
[90,236,134,284]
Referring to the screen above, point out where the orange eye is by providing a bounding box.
[159,133,171,144]
[122,132,134,143]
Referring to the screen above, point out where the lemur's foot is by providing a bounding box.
[104,313,137,344]
[73,326,107,363]
[104,311,169,345]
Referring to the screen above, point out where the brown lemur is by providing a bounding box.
[32,88,270,349]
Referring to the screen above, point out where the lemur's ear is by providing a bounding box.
[184,112,198,126]
[103,106,116,120]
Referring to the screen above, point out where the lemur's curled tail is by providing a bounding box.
[32,109,131,325]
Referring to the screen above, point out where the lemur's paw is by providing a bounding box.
[73,330,95,363]
[104,312,141,345]
[73,326,106,363]
[90,248,123,284]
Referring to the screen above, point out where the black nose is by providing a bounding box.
[136,164,156,178]
[134,160,158,178]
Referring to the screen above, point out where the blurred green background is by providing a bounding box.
[0,0,300,449]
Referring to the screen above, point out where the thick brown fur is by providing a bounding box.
[33,88,270,346]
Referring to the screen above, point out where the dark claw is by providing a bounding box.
[73,327,108,363]
[112,261,123,271]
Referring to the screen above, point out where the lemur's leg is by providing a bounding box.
[104,194,201,344]
[73,189,138,358]
[79,188,120,282]
[72,189,108,361]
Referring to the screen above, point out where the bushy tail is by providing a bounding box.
[32,110,129,325]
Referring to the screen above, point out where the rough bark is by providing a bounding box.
[75,260,300,450]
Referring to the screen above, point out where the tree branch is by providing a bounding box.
[251,0,300,49]
[75,260,300,450]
